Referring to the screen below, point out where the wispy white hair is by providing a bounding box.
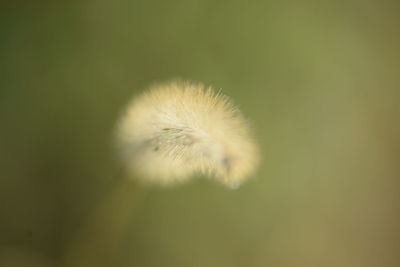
[115,81,259,188]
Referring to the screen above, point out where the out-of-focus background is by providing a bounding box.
[1,1,399,266]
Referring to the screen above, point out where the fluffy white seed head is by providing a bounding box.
[115,81,259,188]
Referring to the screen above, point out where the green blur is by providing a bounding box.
[0,1,399,266]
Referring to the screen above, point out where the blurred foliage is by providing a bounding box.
[0,1,399,266]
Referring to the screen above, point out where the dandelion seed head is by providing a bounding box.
[116,81,259,188]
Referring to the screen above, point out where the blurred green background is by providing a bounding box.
[1,1,399,266]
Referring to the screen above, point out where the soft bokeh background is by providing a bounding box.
[1,1,399,266]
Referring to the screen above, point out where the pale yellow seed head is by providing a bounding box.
[115,81,259,188]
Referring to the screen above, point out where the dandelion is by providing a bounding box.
[115,80,259,188]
